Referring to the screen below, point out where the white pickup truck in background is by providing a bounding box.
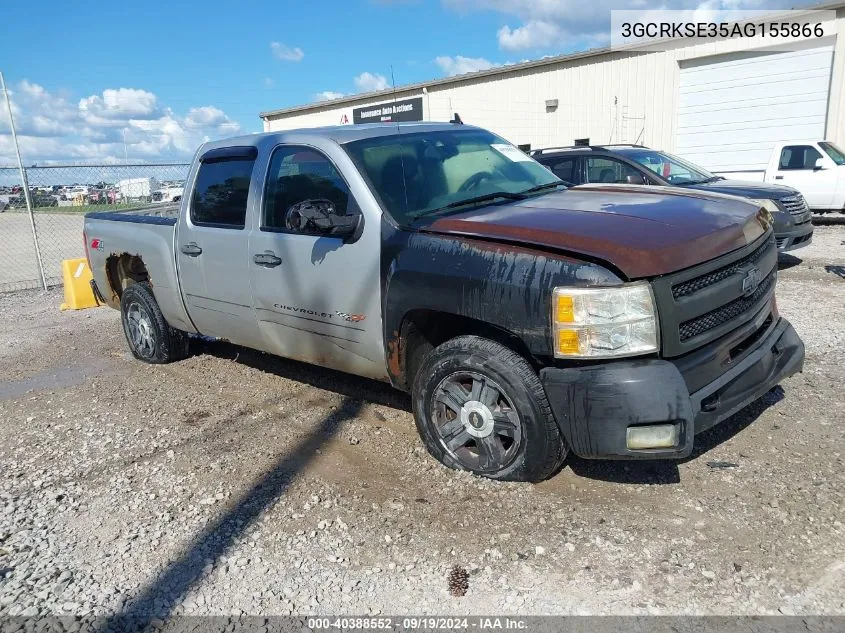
[717,140,845,213]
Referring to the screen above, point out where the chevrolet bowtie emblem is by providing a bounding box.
[741,265,763,297]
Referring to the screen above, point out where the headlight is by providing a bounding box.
[748,198,779,225]
[552,282,658,358]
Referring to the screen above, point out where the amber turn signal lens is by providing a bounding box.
[557,329,580,355]
[556,295,575,323]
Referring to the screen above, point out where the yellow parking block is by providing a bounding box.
[59,258,100,311]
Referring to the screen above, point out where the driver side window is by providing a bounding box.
[263,146,351,233]
[584,157,642,184]
[779,145,823,170]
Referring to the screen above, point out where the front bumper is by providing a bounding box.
[774,212,813,251]
[540,317,804,459]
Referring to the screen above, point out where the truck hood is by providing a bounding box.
[418,185,769,279]
[681,178,798,200]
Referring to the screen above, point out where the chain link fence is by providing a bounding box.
[0,163,189,292]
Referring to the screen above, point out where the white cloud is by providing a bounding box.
[443,0,798,51]
[270,42,305,62]
[497,20,562,50]
[314,90,346,102]
[0,81,77,137]
[0,80,241,163]
[79,88,159,121]
[435,55,498,76]
[353,72,389,93]
[184,106,230,129]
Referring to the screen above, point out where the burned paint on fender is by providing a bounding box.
[380,219,622,385]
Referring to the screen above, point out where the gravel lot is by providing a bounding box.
[0,226,843,619]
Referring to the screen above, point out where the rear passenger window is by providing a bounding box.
[191,148,256,229]
[549,158,577,184]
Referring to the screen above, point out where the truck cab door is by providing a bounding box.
[772,144,836,209]
[247,144,385,380]
[175,146,263,349]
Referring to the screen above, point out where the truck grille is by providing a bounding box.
[672,237,770,300]
[651,232,778,357]
[780,194,809,216]
[678,268,776,341]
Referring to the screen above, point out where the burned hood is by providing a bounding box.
[418,185,769,279]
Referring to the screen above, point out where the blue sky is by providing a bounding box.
[0,0,801,163]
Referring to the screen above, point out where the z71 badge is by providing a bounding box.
[336,311,366,323]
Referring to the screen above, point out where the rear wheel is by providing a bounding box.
[120,282,189,364]
[412,335,567,482]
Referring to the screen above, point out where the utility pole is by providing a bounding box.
[1,71,47,290]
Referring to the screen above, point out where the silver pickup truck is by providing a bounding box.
[83,122,804,482]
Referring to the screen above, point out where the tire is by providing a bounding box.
[412,335,567,482]
[120,282,189,364]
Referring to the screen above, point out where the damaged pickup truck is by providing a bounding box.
[83,123,804,482]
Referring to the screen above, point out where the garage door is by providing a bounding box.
[675,45,833,173]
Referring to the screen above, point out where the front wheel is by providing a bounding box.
[120,282,189,364]
[412,335,567,482]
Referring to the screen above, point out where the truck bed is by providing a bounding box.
[84,202,194,332]
[85,202,180,225]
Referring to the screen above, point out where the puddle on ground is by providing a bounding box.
[0,357,120,400]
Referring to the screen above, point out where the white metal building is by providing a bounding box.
[261,3,845,176]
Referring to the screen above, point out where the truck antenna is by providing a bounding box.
[390,65,410,213]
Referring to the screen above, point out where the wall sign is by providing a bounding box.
[352,97,423,124]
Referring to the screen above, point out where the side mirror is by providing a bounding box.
[285,199,363,241]
[626,173,646,185]
[814,157,826,171]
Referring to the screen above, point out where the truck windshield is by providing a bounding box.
[819,141,845,165]
[344,128,561,224]
[619,149,716,185]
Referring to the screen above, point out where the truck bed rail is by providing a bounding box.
[85,202,179,226]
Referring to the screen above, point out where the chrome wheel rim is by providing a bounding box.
[126,302,155,357]
[431,371,522,473]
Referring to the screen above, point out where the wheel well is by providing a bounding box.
[106,253,150,298]
[394,309,535,391]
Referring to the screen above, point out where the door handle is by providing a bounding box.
[775,176,783,180]
[180,242,202,256]
[253,251,282,267]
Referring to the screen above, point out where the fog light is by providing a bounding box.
[626,424,679,450]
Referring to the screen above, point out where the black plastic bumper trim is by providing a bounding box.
[540,318,804,460]
[776,223,814,252]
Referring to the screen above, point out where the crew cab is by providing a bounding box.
[533,145,814,252]
[83,123,804,482]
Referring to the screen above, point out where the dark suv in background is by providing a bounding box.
[532,145,813,252]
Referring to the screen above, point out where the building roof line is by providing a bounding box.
[259,0,845,120]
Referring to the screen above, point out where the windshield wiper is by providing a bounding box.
[520,181,569,195]
[409,191,527,219]
[705,176,725,182]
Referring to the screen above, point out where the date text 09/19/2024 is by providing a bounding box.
[307,617,528,630]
